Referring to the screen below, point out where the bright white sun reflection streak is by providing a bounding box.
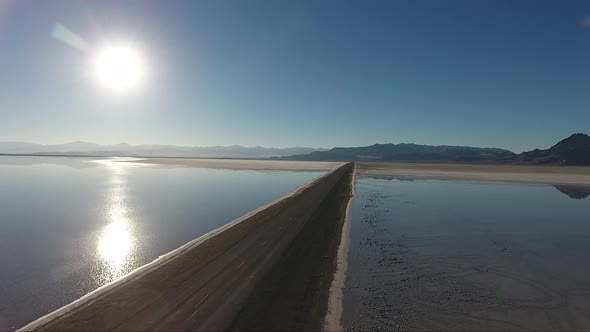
[96,163,136,283]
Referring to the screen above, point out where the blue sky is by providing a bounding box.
[0,0,589,152]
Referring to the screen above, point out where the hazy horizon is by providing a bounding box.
[1,1,590,152]
[0,137,566,153]
[0,140,327,149]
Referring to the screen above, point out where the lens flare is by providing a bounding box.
[51,24,88,50]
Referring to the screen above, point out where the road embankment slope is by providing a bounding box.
[20,163,355,332]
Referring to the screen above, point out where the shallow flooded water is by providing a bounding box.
[343,176,590,331]
[0,156,323,330]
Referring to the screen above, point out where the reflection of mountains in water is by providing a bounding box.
[554,185,590,199]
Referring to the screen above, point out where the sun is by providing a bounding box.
[93,43,145,93]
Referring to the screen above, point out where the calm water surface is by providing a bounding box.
[0,156,323,329]
[344,176,590,331]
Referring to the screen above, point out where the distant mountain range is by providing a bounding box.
[2,133,589,165]
[280,133,590,166]
[280,143,516,162]
[0,142,326,159]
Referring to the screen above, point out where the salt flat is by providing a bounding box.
[357,162,590,185]
[132,158,343,171]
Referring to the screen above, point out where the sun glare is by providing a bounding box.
[93,44,145,93]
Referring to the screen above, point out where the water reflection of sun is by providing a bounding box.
[98,212,132,269]
[96,165,136,283]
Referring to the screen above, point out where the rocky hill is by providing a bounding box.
[515,133,590,165]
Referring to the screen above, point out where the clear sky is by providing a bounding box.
[0,0,589,152]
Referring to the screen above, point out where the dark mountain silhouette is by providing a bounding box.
[280,143,515,162]
[515,134,590,165]
[281,133,590,165]
[554,185,590,199]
